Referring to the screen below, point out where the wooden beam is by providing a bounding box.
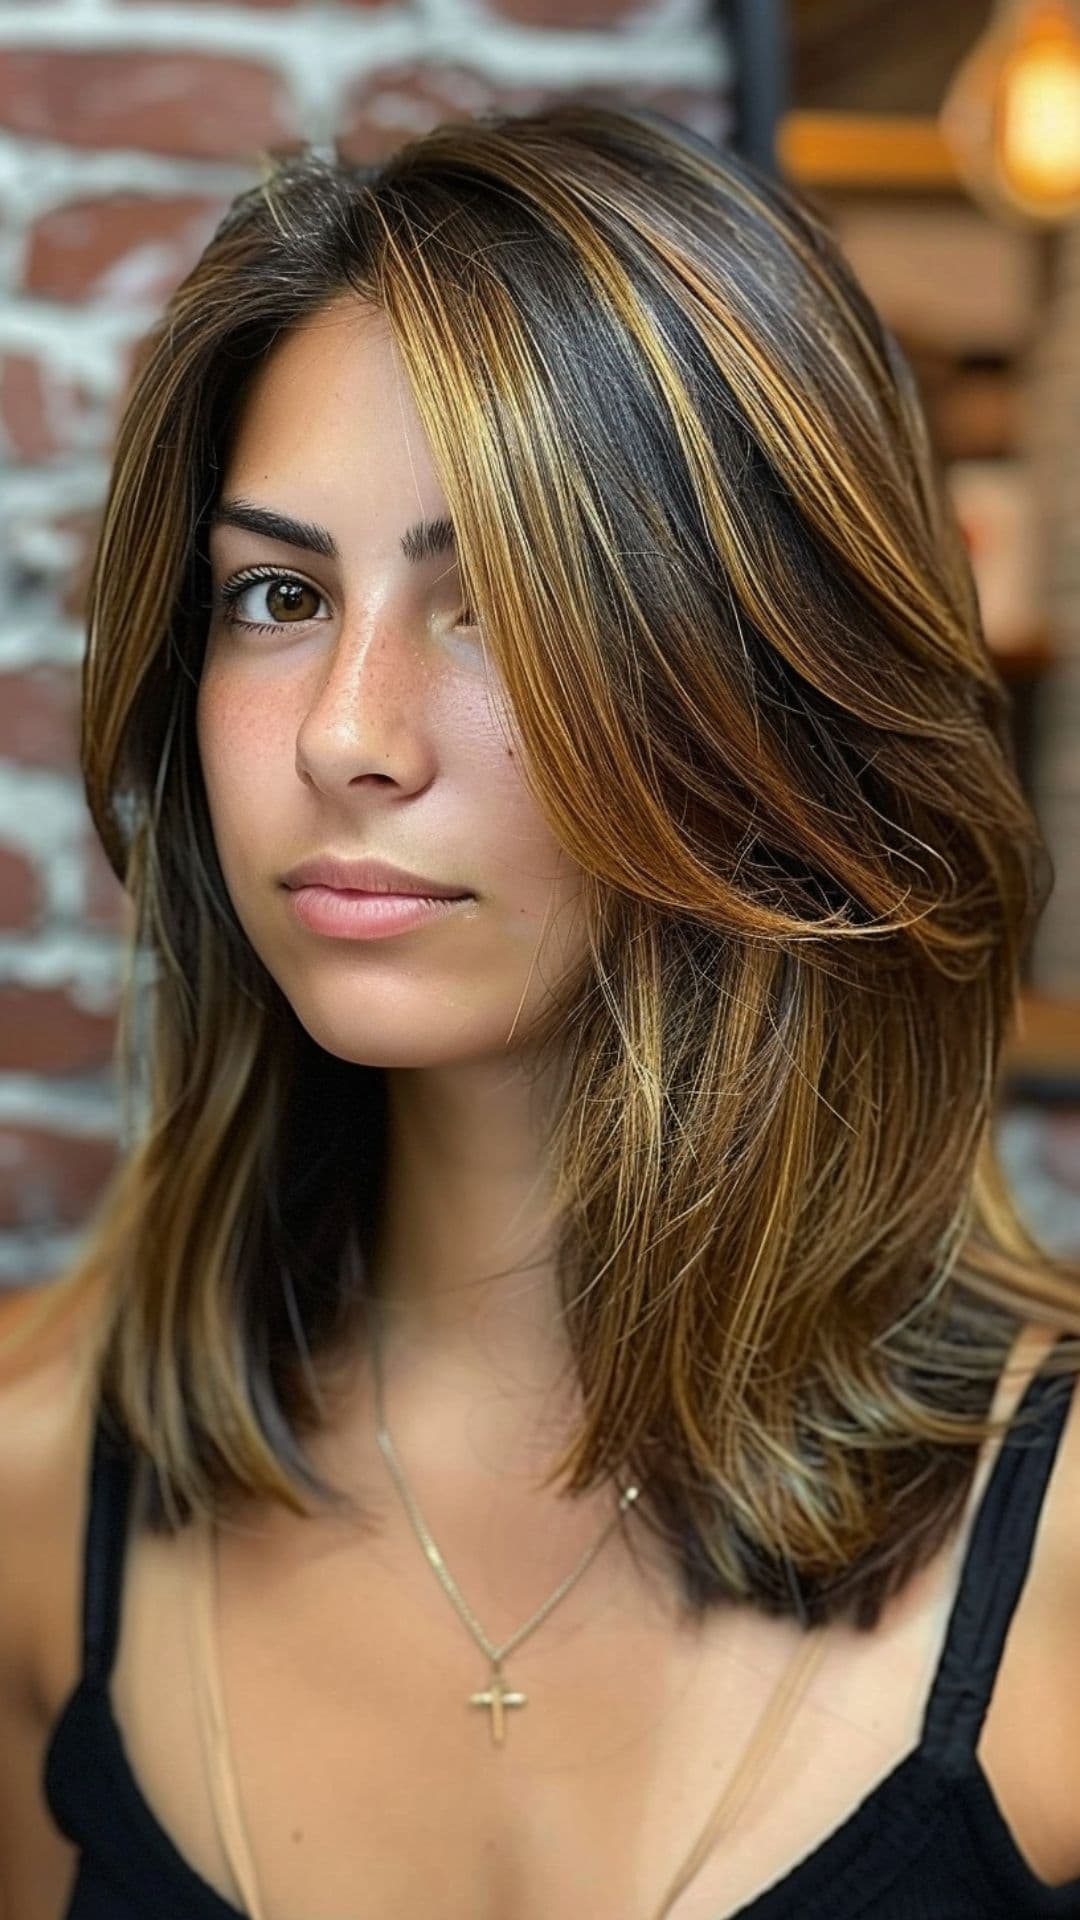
[1004,991,1080,1082]
[779,111,960,189]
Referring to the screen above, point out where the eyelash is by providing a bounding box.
[214,565,478,635]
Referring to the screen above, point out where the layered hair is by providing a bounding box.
[11,104,1079,1648]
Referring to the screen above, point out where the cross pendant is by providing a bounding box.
[469,1666,527,1745]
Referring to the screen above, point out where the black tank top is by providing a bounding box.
[44,1339,1080,1919]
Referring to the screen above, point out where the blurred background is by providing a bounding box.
[1,0,1078,1290]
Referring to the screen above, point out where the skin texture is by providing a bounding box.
[198,294,590,1439]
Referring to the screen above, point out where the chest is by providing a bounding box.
[97,1484,1008,1920]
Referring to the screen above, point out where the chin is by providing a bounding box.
[279,994,501,1072]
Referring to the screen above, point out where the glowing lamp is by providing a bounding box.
[941,0,1080,222]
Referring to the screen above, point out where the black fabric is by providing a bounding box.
[45,1339,1080,1919]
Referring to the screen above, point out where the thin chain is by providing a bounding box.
[370,1303,641,1667]
[366,1301,826,1919]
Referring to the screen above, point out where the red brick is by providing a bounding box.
[117,328,159,396]
[0,984,116,1074]
[0,1124,119,1229]
[118,0,297,8]
[0,51,301,161]
[486,0,654,21]
[8,504,101,621]
[81,827,133,935]
[118,0,394,8]
[337,70,729,165]
[0,846,44,931]
[58,511,100,622]
[576,82,730,147]
[8,506,103,622]
[1,356,52,461]
[24,193,226,304]
[0,668,80,772]
[0,353,104,463]
[337,67,573,165]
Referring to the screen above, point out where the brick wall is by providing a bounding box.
[0,0,732,1286]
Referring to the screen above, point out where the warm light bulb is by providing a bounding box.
[941,0,1080,221]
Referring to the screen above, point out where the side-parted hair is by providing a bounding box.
[10,103,1079,1643]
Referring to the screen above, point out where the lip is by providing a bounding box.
[287,887,472,940]
[282,854,471,897]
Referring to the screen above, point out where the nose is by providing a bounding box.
[294,606,436,796]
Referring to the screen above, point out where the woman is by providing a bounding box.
[1,100,1078,1920]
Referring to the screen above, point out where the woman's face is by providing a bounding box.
[197,296,588,1069]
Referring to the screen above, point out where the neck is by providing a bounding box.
[345,1050,582,1467]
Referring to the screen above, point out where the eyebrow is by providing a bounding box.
[208,497,457,566]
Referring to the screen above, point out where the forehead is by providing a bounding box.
[218,298,448,527]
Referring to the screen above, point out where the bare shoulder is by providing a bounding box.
[977,1314,1080,1887]
[1006,1313,1080,1598]
[1029,1314,1080,1643]
[991,1313,1080,1611]
[0,1274,108,1712]
[0,1273,114,1919]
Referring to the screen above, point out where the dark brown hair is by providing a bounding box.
[11,101,1079,1648]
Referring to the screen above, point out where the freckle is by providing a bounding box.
[291,1827,304,1844]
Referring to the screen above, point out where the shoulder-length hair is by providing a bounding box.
[12,101,1079,1635]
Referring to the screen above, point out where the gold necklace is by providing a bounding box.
[370,1305,641,1746]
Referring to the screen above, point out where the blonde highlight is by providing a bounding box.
[7,99,1079,1913]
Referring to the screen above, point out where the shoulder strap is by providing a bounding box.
[81,1401,139,1688]
[919,1333,1077,1775]
[186,1515,269,1918]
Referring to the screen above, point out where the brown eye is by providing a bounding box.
[216,568,329,632]
[263,577,320,622]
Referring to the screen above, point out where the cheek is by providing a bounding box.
[462,740,558,903]
[485,778,587,964]
[196,660,237,801]
[449,691,588,949]
[196,667,286,837]
[195,673,284,928]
